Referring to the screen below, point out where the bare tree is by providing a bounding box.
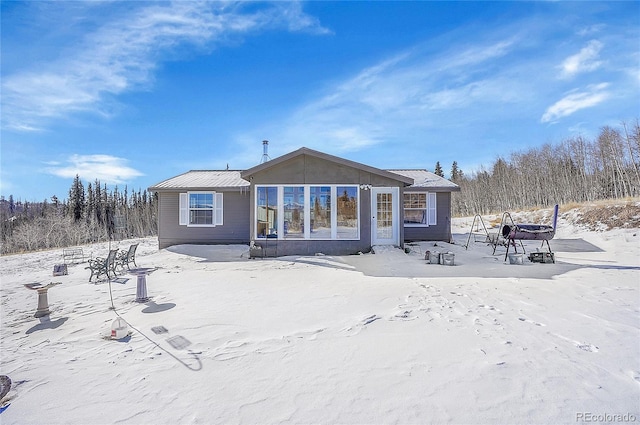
[451,120,640,216]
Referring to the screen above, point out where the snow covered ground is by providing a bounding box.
[1,208,639,424]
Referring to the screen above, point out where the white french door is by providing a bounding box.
[371,187,399,246]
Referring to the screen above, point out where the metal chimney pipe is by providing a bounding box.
[260,140,271,164]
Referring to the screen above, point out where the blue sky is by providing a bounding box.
[2,1,639,202]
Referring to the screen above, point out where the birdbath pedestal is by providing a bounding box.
[24,282,62,318]
[128,268,156,303]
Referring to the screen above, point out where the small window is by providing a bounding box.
[404,192,436,226]
[179,192,223,226]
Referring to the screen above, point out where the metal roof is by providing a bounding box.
[149,170,249,192]
[388,169,460,191]
[149,165,459,193]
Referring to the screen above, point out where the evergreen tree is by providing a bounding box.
[51,195,60,210]
[41,199,50,217]
[94,180,103,224]
[8,195,15,215]
[86,183,95,224]
[434,161,444,177]
[68,174,85,222]
[451,161,464,182]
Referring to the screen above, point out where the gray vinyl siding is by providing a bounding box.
[156,190,250,249]
[403,192,453,242]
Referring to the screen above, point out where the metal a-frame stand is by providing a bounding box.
[464,211,524,256]
[463,214,492,249]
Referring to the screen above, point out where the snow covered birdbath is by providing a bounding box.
[128,268,156,303]
[24,282,61,318]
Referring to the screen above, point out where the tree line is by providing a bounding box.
[1,119,638,254]
[0,176,157,254]
[437,120,639,216]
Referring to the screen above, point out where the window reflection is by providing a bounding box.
[403,193,427,225]
[284,187,304,238]
[255,185,359,240]
[337,187,358,239]
[257,187,278,238]
[310,186,331,239]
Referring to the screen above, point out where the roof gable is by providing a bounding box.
[241,147,414,185]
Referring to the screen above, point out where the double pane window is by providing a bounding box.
[189,193,214,225]
[179,192,223,226]
[403,192,436,226]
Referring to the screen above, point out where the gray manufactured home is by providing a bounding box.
[149,147,460,256]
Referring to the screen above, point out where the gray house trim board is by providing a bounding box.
[149,147,460,254]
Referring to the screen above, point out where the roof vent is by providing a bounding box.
[260,140,271,164]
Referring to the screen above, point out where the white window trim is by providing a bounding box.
[179,191,223,227]
[403,192,437,227]
[254,184,360,241]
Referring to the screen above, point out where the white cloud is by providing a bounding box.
[267,2,332,35]
[260,37,522,153]
[559,40,604,79]
[1,2,329,132]
[46,154,144,184]
[541,83,610,123]
[441,39,516,72]
[577,24,605,37]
